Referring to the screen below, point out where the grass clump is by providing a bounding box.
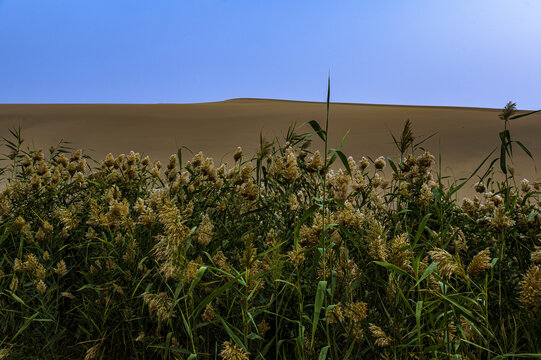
[0,99,540,359]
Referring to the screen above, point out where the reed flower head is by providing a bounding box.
[233,147,243,162]
[61,292,75,299]
[518,265,541,308]
[391,233,412,271]
[283,147,299,183]
[366,216,388,262]
[54,260,68,276]
[35,263,46,279]
[307,150,323,173]
[220,341,249,360]
[369,323,392,347]
[374,156,386,171]
[196,213,214,246]
[531,247,541,263]
[467,248,492,276]
[142,292,175,323]
[9,277,18,292]
[359,156,370,171]
[212,250,230,273]
[13,258,25,272]
[428,248,464,278]
[287,246,306,267]
[36,279,47,294]
[521,178,531,193]
[24,253,39,272]
[201,303,217,322]
[84,343,101,360]
[345,301,368,323]
[491,205,515,229]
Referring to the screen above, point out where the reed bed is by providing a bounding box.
[0,99,540,359]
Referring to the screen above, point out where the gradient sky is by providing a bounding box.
[1,0,540,108]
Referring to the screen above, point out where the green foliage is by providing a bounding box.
[0,100,539,359]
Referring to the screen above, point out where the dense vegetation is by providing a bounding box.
[0,100,540,359]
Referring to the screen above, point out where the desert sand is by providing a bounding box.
[0,98,539,200]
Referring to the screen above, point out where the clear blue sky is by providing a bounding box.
[1,0,540,108]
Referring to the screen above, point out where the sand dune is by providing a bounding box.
[0,99,539,199]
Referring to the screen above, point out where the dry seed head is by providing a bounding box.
[36,279,47,294]
[167,154,177,170]
[202,303,216,322]
[233,147,243,162]
[474,181,485,193]
[369,323,392,347]
[13,258,25,272]
[467,248,492,276]
[420,183,434,205]
[61,292,75,299]
[518,265,541,308]
[185,260,199,284]
[307,150,323,173]
[54,260,68,276]
[36,160,48,175]
[257,319,270,337]
[374,156,386,171]
[84,343,101,360]
[491,205,515,229]
[428,248,463,278]
[35,228,45,241]
[196,213,214,246]
[142,292,175,323]
[127,151,138,165]
[531,247,541,263]
[391,233,412,270]
[14,216,26,231]
[141,155,150,167]
[220,340,250,360]
[346,301,368,323]
[35,263,46,279]
[213,251,230,272]
[359,156,370,170]
[287,247,306,267]
[21,155,32,167]
[287,193,299,211]
[9,277,18,292]
[521,178,531,193]
[366,216,388,262]
[24,253,39,271]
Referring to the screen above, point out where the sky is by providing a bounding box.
[0,0,540,109]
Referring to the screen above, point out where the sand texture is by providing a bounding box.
[0,99,539,199]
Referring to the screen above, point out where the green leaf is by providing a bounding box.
[294,204,319,249]
[513,140,533,159]
[306,120,326,142]
[177,147,182,170]
[311,280,327,345]
[500,143,507,175]
[218,315,246,351]
[188,265,207,295]
[509,109,541,120]
[415,300,423,341]
[331,149,351,175]
[416,262,437,287]
[387,157,399,176]
[318,346,329,360]
[13,312,39,340]
[412,213,431,248]
[373,261,413,279]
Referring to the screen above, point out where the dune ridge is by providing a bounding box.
[0,98,539,198]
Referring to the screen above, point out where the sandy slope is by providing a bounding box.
[0,99,539,199]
